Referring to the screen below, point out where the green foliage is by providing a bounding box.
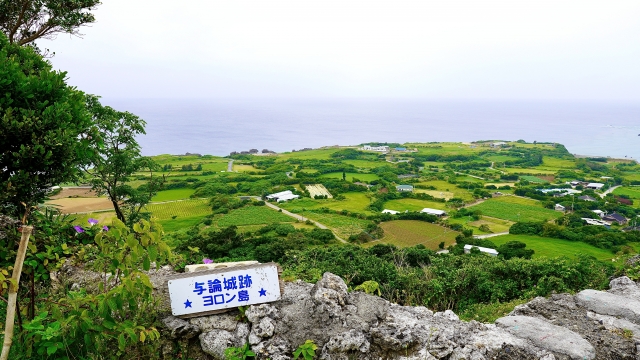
[354,280,381,296]
[497,241,534,260]
[293,340,317,360]
[225,343,255,360]
[0,33,94,218]
[85,95,161,225]
[0,0,100,46]
[17,218,172,359]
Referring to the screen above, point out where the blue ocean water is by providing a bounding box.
[104,99,640,160]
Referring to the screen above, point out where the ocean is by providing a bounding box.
[103,99,640,160]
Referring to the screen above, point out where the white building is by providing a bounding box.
[586,183,605,190]
[382,209,400,215]
[490,142,507,148]
[582,218,611,226]
[592,210,605,218]
[266,190,299,202]
[464,245,499,256]
[420,208,447,217]
[361,145,390,152]
[555,204,566,212]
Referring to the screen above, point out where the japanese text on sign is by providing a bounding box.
[168,264,281,317]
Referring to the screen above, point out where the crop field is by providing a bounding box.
[152,189,196,201]
[540,157,576,169]
[367,220,459,249]
[490,234,614,260]
[416,180,474,201]
[159,216,204,232]
[282,192,373,214]
[469,197,561,222]
[300,211,373,239]
[216,206,294,227]
[343,160,384,168]
[448,216,514,235]
[320,172,380,182]
[234,164,261,172]
[415,190,454,200]
[413,143,480,156]
[613,187,640,207]
[144,199,211,220]
[46,197,114,214]
[384,198,448,212]
[623,173,640,181]
[306,184,333,198]
[501,167,557,175]
[519,175,548,183]
[484,155,522,163]
[277,148,340,160]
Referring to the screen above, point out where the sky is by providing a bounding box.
[38,0,640,101]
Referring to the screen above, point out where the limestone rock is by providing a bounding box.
[576,289,640,324]
[190,313,239,332]
[199,329,235,359]
[162,316,201,339]
[495,315,596,360]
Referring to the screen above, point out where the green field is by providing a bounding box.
[469,196,561,222]
[416,180,474,201]
[320,172,379,182]
[343,159,385,168]
[152,189,196,201]
[159,216,204,232]
[144,199,211,220]
[216,206,294,227]
[502,168,557,175]
[299,211,372,239]
[384,198,448,212]
[281,192,373,214]
[276,148,340,160]
[490,234,614,260]
[613,187,640,202]
[540,157,576,169]
[367,220,458,249]
[520,175,548,183]
[448,216,513,235]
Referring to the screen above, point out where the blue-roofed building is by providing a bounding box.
[396,185,414,192]
[395,147,407,151]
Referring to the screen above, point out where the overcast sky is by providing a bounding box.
[39,0,640,101]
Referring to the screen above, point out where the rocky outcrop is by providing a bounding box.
[159,272,640,359]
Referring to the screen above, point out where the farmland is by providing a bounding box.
[367,220,459,249]
[469,196,561,222]
[298,211,373,239]
[216,206,294,227]
[281,192,373,214]
[144,199,211,220]
[490,234,614,260]
[320,172,380,182]
[384,198,448,212]
[152,189,196,201]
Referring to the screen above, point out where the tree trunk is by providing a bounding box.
[0,225,33,360]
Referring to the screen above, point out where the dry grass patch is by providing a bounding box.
[366,220,459,249]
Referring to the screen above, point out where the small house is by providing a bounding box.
[490,142,507,148]
[592,210,605,218]
[396,185,414,192]
[266,190,299,202]
[586,183,605,190]
[464,245,499,256]
[578,195,597,202]
[362,145,390,152]
[382,209,400,215]
[602,213,628,225]
[420,208,447,217]
[554,204,566,212]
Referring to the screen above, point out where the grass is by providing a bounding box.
[216,206,294,227]
[469,196,561,222]
[384,198,448,212]
[159,216,204,232]
[70,211,116,226]
[366,220,458,249]
[144,199,211,220]
[416,180,474,201]
[489,234,615,260]
[320,172,380,182]
[448,216,514,235]
[152,189,196,201]
[277,148,340,160]
[343,159,385,168]
[458,298,530,323]
[281,192,373,214]
[613,186,640,200]
[299,211,372,239]
[520,175,548,183]
[501,167,557,175]
[540,157,576,169]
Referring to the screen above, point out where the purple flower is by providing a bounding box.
[102,225,109,231]
[203,258,213,264]
[73,226,85,233]
[88,218,99,226]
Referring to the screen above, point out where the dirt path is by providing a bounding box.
[263,201,347,243]
[227,160,234,172]
[454,171,485,180]
[473,231,509,239]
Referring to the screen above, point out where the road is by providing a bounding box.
[600,185,620,198]
[227,160,234,172]
[454,172,485,180]
[474,232,509,239]
[263,201,347,243]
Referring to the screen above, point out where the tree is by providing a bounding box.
[497,241,534,260]
[0,33,93,360]
[84,95,161,225]
[0,0,100,46]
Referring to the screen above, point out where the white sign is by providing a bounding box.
[168,263,281,317]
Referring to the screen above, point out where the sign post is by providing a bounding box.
[167,262,283,318]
